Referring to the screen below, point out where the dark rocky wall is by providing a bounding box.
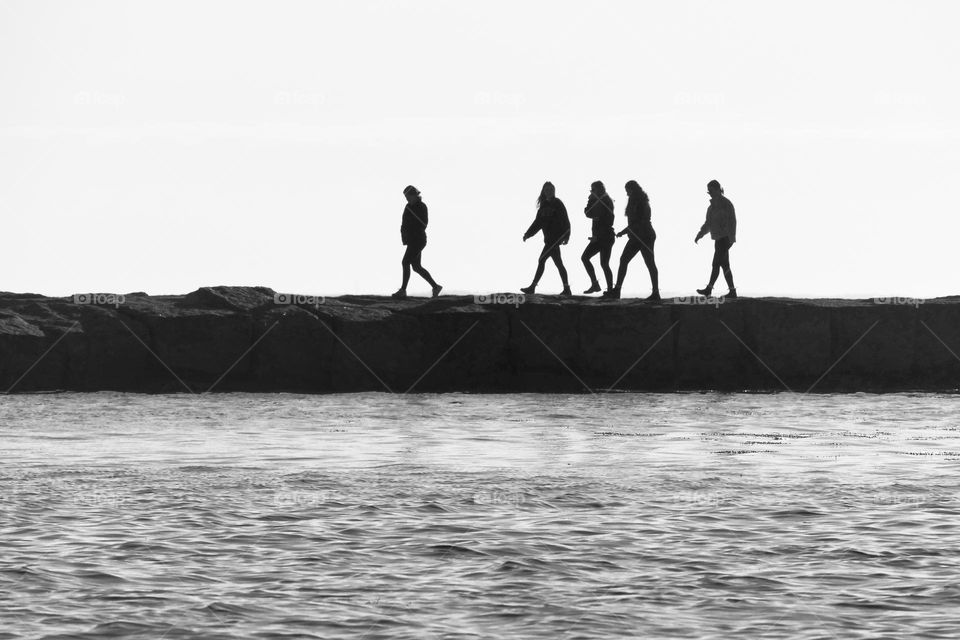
[1,287,957,393]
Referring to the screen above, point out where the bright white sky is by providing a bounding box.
[1,0,958,298]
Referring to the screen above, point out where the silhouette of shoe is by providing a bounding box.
[391,289,407,299]
[646,291,661,301]
[724,289,738,299]
[560,286,572,297]
[520,285,536,295]
[584,283,601,294]
[602,288,621,299]
[432,284,443,298]
[696,287,712,296]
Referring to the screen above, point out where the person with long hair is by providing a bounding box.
[694,179,737,298]
[581,180,616,295]
[392,185,442,299]
[604,180,659,300]
[521,182,572,296]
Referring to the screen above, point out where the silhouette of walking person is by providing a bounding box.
[605,180,659,300]
[521,182,572,296]
[694,179,737,298]
[581,181,616,295]
[392,185,442,299]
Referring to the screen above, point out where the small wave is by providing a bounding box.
[427,543,488,557]
[74,570,126,583]
[768,508,825,518]
[417,502,451,513]
[495,559,542,574]
[84,621,162,637]
[200,601,250,616]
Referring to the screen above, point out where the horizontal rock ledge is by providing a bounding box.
[1,286,958,393]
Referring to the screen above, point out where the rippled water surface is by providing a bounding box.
[2,392,960,639]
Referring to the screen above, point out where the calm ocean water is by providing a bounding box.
[1,392,959,639]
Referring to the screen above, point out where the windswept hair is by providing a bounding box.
[625,180,649,204]
[537,181,556,208]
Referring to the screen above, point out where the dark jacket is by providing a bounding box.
[625,196,655,240]
[401,199,428,246]
[585,193,615,242]
[525,198,570,245]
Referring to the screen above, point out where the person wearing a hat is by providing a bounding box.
[392,185,442,299]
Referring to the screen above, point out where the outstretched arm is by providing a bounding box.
[523,217,542,241]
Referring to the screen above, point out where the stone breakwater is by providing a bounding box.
[0,286,957,393]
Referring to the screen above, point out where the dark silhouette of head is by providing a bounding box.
[537,181,556,207]
[590,181,606,196]
[625,180,649,203]
[707,180,723,197]
[403,185,421,203]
